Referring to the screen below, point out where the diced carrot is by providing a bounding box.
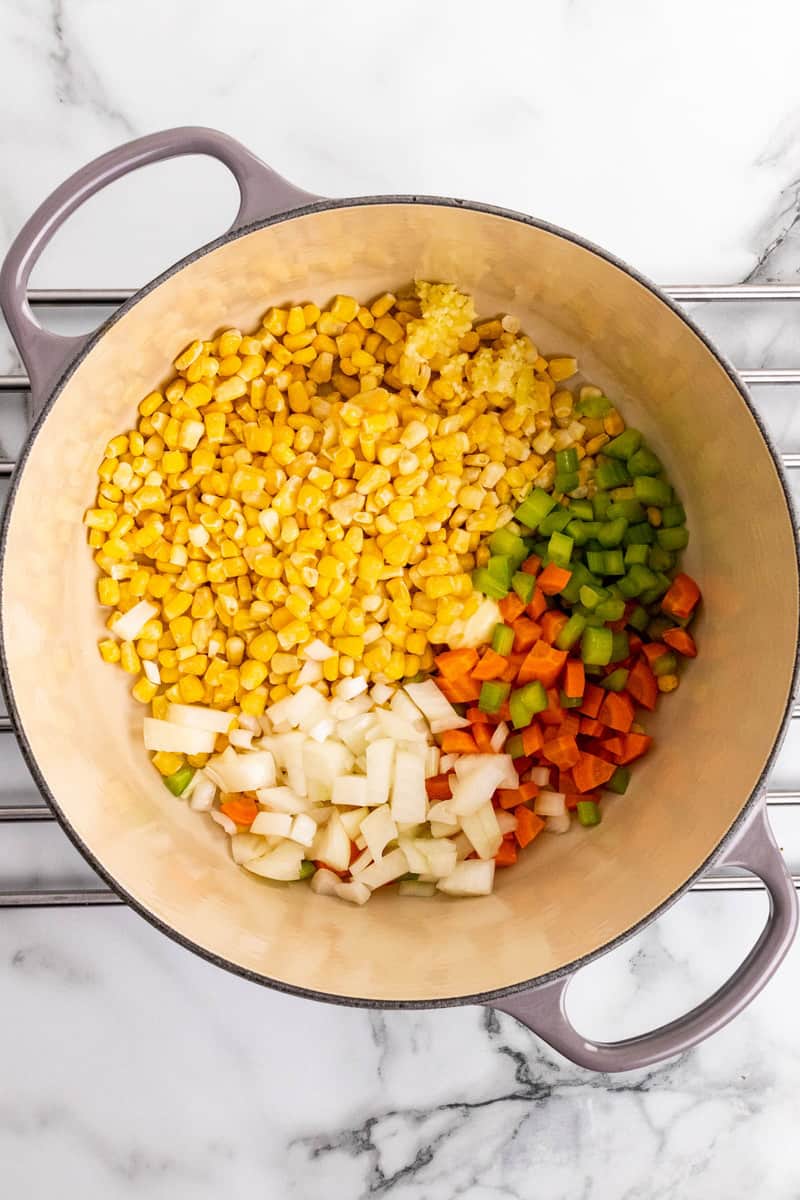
[662,573,701,620]
[560,713,581,738]
[579,683,605,719]
[539,687,565,726]
[538,562,572,595]
[313,860,346,878]
[521,554,542,576]
[349,840,362,866]
[512,755,534,775]
[663,627,697,658]
[220,797,258,826]
[626,657,658,711]
[501,653,526,683]
[566,790,597,811]
[607,616,627,633]
[472,648,510,681]
[564,659,585,700]
[437,677,482,704]
[572,752,617,793]
[466,706,492,724]
[540,609,570,645]
[512,616,543,652]
[441,730,479,754]
[517,640,568,688]
[514,806,545,848]
[628,633,643,658]
[598,690,635,733]
[580,716,605,737]
[527,587,548,620]
[617,732,653,764]
[559,770,576,793]
[642,642,669,665]
[521,724,544,755]
[497,787,524,809]
[518,781,539,802]
[499,593,526,622]
[601,735,626,761]
[495,838,518,867]
[473,723,495,753]
[425,774,453,800]
[542,735,580,769]
[434,648,478,678]
[498,700,512,723]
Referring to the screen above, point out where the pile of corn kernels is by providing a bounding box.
[86,282,624,734]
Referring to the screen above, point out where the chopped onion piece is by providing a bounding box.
[308,718,335,744]
[496,810,518,835]
[339,807,369,838]
[210,810,237,836]
[290,813,317,847]
[450,757,512,816]
[296,659,324,686]
[311,867,341,897]
[142,659,161,685]
[243,841,304,880]
[398,837,430,874]
[535,790,566,817]
[391,749,428,824]
[545,812,571,834]
[357,847,408,889]
[206,748,276,794]
[331,775,370,807]
[370,682,394,705]
[228,728,254,750]
[439,754,458,773]
[454,754,517,790]
[313,810,350,872]
[531,766,551,787]
[334,675,368,701]
[376,710,427,743]
[250,811,293,838]
[143,718,217,755]
[366,738,394,808]
[302,639,336,661]
[112,599,158,642]
[490,722,509,753]
[461,802,502,860]
[426,800,458,827]
[350,847,374,875]
[230,833,266,865]
[236,714,261,733]
[403,679,471,733]
[437,859,495,896]
[418,837,457,878]
[189,773,216,811]
[360,804,397,861]
[166,703,234,735]
[303,741,353,802]
[391,689,428,727]
[334,879,371,905]
[255,785,310,814]
[424,745,440,779]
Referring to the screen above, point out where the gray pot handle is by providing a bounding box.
[0,125,321,414]
[490,802,797,1072]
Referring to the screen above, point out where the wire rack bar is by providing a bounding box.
[1,281,799,908]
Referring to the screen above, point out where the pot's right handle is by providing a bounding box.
[490,802,797,1072]
[0,125,322,414]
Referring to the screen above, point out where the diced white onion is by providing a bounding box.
[418,837,457,878]
[333,675,368,701]
[496,810,518,835]
[166,703,234,735]
[338,807,368,838]
[310,867,341,897]
[545,812,571,834]
[296,659,324,686]
[426,800,458,827]
[370,682,394,705]
[206,748,276,794]
[534,790,566,817]
[403,680,471,733]
[255,785,310,815]
[357,847,408,889]
[210,810,237,836]
[531,766,551,787]
[236,714,261,733]
[250,811,293,838]
[333,879,371,905]
[308,719,335,743]
[302,639,336,661]
[391,749,428,824]
[437,859,495,896]
[350,847,374,875]
[360,804,397,861]
[399,880,436,898]
[365,738,394,808]
[460,802,502,860]
[142,659,161,685]
[450,757,511,817]
[230,833,266,865]
[290,813,317,847]
[143,718,217,755]
[112,600,158,642]
[490,722,509,753]
[243,841,304,880]
[189,773,216,811]
[228,728,254,750]
[313,810,350,872]
[331,775,370,807]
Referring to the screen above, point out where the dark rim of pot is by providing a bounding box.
[1,194,798,1011]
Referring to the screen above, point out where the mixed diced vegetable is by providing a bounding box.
[86,282,701,902]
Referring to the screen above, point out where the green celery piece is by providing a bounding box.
[593,493,611,520]
[627,446,662,476]
[595,460,630,490]
[512,572,536,604]
[606,767,630,794]
[657,526,689,551]
[556,447,579,473]
[607,499,646,523]
[559,561,594,604]
[569,498,594,521]
[633,475,672,507]
[624,543,650,566]
[515,487,557,530]
[627,604,649,632]
[505,733,525,758]
[560,691,583,708]
[567,519,590,546]
[646,615,673,641]
[491,623,515,655]
[577,800,601,826]
[487,555,514,585]
[581,625,613,665]
[601,668,629,692]
[164,764,195,796]
[299,860,316,880]
[604,429,642,460]
[575,394,612,418]
[602,550,626,575]
[594,597,625,622]
[509,681,548,728]
[554,470,580,495]
[488,527,528,564]
[652,650,679,676]
[648,545,676,572]
[548,530,574,565]
[610,631,630,662]
[624,522,655,545]
[479,680,511,714]
[661,502,687,528]
[539,508,573,535]
[472,567,508,599]
[579,584,607,609]
[554,612,586,650]
[598,517,628,548]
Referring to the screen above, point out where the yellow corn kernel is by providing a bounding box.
[152,751,184,775]
[120,641,141,674]
[547,356,578,382]
[658,674,679,693]
[603,410,625,437]
[98,638,120,664]
[163,589,193,621]
[177,675,205,703]
[240,659,269,690]
[330,294,359,323]
[240,688,268,717]
[132,676,158,704]
[97,577,120,607]
[174,339,203,371]
[85,508,117,532]
[406,631,428,655]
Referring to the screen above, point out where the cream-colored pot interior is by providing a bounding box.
[3,203,797,1002]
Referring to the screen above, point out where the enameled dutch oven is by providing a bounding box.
[1,127,798,1072]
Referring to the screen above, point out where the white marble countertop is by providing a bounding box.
[2,1,800,1195]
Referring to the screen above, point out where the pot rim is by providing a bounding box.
[2,193,798,1009]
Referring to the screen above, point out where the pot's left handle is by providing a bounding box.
[490,802,797,1072]
[0,126,322,415]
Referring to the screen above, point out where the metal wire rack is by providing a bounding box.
[1,283,798,908]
